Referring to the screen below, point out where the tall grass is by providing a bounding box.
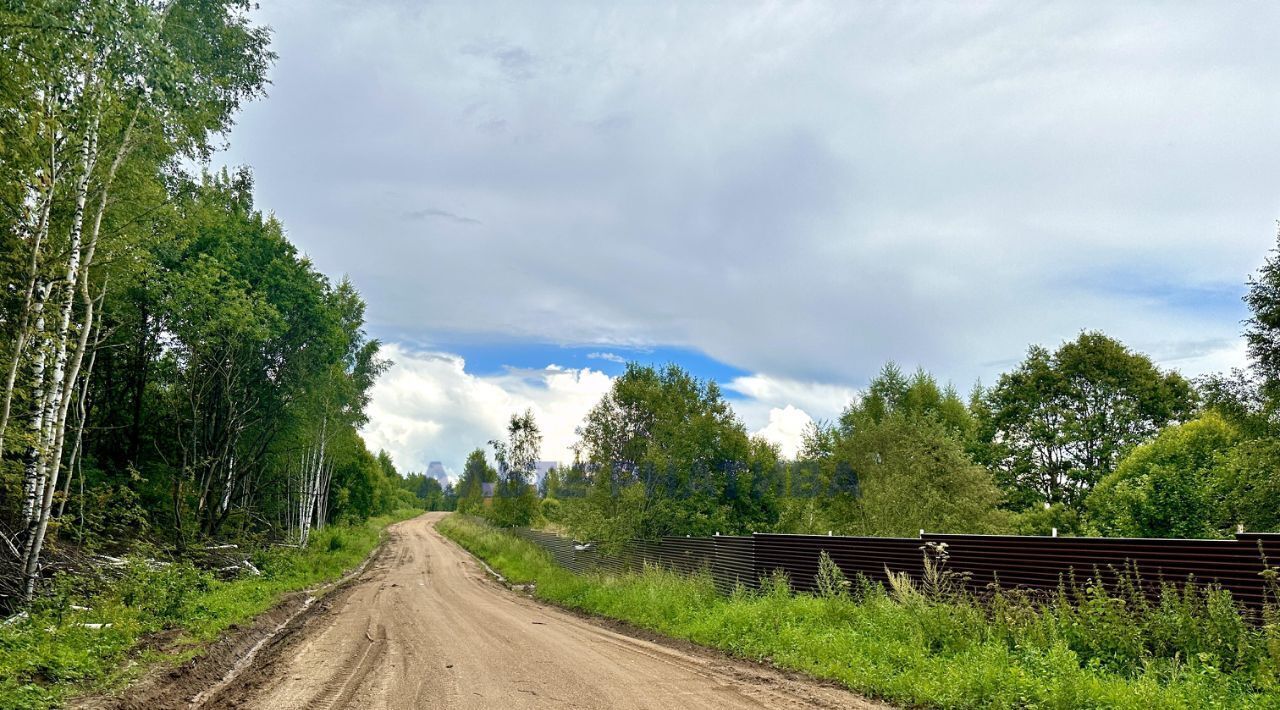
[0,509,421,710]
[438,515,1280,709]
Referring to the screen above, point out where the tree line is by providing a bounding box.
[0,0,431,608]
[461,235,1280,548]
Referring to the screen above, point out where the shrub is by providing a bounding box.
[540,497,562,522]
[116,560,211,626]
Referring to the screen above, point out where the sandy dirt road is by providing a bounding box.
[215,512,885,709]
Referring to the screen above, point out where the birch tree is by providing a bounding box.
[1,0,271,599]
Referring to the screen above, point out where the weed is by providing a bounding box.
[814,551,850,600]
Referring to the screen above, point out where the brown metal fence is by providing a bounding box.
[506,526,1280,609]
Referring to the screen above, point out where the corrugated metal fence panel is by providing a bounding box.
[922,532,1280,607]
[753,534,924,594]
[658,537,715,576]
[515,528,575,569]
[506,525,1280,608]
[576,545,626,575]
[627,540,665,571]
[711,536,756,594]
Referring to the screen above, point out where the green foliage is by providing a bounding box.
[490,409,542,486]
[1088,414,1239,538]
[486,412,543,527]
[835,411,1008,536]
[1245,227,1280,400]
[73,483,150,548]
[1213,439,1280,533]
[398,472,455,511]
[1009,503,1087,537]
[441,516,1280,709]
[975,332,1197,512]
[840,363,974,439]
[561,468,650,551]
[564,363,776,540]
[0,0,293,598]
[778,364,1006,537]
[456,448,497,515]
[1196,368,1274,439]
[115,560,211,626]
[814,551,850,600]
[0,0,401,593]
[489,477,541,528]
[540,497,563,522]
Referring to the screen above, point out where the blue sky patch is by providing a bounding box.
[378,332,752,391]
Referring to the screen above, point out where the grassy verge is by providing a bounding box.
[0,509,421,710]
[437,515,1280,710]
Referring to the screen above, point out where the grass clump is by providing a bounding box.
[0,509,420,710]
[438,515,1280,710]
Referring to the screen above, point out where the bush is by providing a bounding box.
[540,497,562,522]
[1088,414,1238,538]
[116,561,212,626]
[70,483,150,548]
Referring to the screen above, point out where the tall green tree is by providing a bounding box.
[777,365,999,535]
[1212,440,1280,534]
[840,363,973,439]
[778,364,994,536]
[456,448,496,515]
[489,410,542,527]
[567,363,774,540]
[975,332,1195,511]
[0,0,272,600]
[835,412,1007,536]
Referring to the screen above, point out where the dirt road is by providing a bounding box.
[213,512,884,709]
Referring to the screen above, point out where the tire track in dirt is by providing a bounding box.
[151,513,891,709]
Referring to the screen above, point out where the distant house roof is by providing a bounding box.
[481,482,496,498]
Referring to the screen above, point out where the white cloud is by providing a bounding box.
[726,374,856,424]
[220,1,1274,390]
[361,344,613,477]
[228,3,1271,472]
[586,351,626,364]
[725,373,854,459]
[1154,339,1250,382]
[362,346,867,474]
[751,405,814,459]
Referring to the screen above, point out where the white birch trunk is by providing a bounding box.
[297,447,314,547]
[20,283,53,527]
[21,85,129,600]
[313,414,328,531]
[220,453,236,515]
[0,162,56,460]
[21,106,101,598]
[57,281,105,521]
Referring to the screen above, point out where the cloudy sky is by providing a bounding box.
[215,1,1280,477]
